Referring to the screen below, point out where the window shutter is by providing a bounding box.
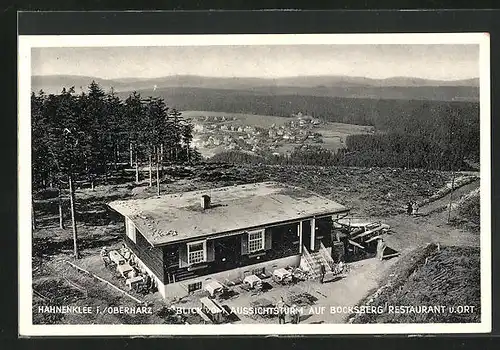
[241,233,248,255]
[179,244,188,268]
[264,229,272,250]
[131,226,137,243]
[206,240,215,262]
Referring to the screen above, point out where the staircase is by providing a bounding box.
[301,244,335,280]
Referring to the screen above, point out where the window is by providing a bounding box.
[188,241,206,265]
[248,230,265,253]
[188,281,202,293]
[125,217,136,243]
[252,267,265,276]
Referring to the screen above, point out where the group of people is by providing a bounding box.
[99,245,156,294]
[276,297,301,324]
[100,244,134,267]
[406,201,419,215]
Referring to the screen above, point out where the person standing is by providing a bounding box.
[276,296,287,324]
[319,264,326,284]
[100,247,109,267]
[407,201,413,215]
[290,304,300,324]
[413,202,419,215]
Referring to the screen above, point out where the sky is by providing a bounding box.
[31,44,480,81]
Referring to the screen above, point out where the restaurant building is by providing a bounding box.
[108,182,349,298]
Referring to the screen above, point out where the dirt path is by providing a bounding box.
[383,179,480,253]
[300,179,481,324]
[418,180,480,216]
[302,257,398,324]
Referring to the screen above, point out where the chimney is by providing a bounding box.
[201,195,211,210]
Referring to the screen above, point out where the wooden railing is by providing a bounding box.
[319,242,336,269]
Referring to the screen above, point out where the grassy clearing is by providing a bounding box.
[192,164,455,217]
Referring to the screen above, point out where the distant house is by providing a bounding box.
[221,125,229,131]
[213,138,221,146]
[109,183,349,298]
[268,130,277,138]
[237,126,244,132]
[244,126,256,133]
[193,124,204,132]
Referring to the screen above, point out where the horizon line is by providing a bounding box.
[31,73,480,82]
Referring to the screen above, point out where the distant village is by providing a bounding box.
[188,112,325,155]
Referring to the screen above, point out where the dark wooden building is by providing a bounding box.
[108,182,349,298]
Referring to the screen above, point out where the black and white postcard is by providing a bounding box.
[18,33,491,335]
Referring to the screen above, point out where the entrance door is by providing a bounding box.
[301,220,311,252]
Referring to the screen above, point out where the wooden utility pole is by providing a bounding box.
[31,199,37,231]
[68,174,80,259]
[135,151,139,183]
[447,170,456,223]
[447,108,457,224]
[160,143,164,177]
[129,142,133,167]
[58,187,65,229]
[148,147,153,187]
[156,147,160,196]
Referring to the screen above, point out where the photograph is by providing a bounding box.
[18,33,491,336]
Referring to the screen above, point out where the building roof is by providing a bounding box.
[108,182,348,246]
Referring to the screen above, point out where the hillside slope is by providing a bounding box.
[351,245,480,323]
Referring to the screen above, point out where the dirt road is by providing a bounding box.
[301,178,480,324]
[382,179,480,253]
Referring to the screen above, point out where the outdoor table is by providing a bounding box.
[125,275,144,290]
[117,262,134,278]
[243,274,262,289]
[204,280,224,297]
[200,297,224,323]
[273,268,292,283]
[109,250,125,265]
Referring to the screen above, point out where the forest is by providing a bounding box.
[31,81,199,257]
[32,81,199,191]
[122,87,479,127]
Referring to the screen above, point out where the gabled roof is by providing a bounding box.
[108,182,348,246]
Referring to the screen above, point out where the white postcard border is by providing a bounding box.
[18,33,491,336]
